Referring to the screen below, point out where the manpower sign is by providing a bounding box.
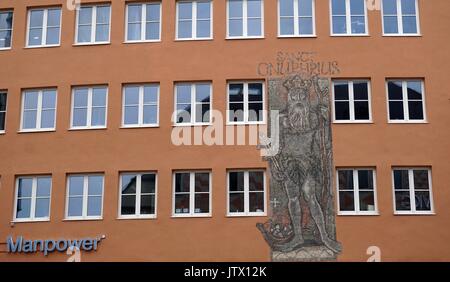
[6,235,105,256]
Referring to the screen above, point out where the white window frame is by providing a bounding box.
[173,82,212,126]
[0,91,7,133]
[381,0,420,36]
[386,79,426,123]
[277,0,316,37]
[26,7,62,48]
[227,81,266,125]
[392,168,434,215]
[70,86,108,130]
[332,80,372,123]
[125,2,162,43]
[20,88,57,132]
[122,84,159,128]
[118,172,158,219]
[75,4,111,45]
[13,176,52,222]
[0,10,14,50]
[65,174,104,220]
[172,171,212,217]
[336,168,378,216]
[226,0,264,39]
[227,170,267,217]
[176,0,213,40]
[329,0,368,36]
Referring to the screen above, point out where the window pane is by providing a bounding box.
[35,198,50,218]
[195,84,211,102]
[415,191,431,211]
[178,2,193,20]
[140,195,155,214]
[74,88,88,107]
[175,194,190,213]
[47,9,61,26]
[92,88,107,106]
[249,171,264,191]
[229,84,244,102]
[229,103,244,122]
[24,91,38,109]
[338,170,353,190]
[383,16,398,33]
[299,18,313,35]
[248,102,263,121]
[350,0,365,14]
[383,0,397,14]
[335,101,350,120]
[195,173,210,193]
[77,25,91,42]
[0,112,5,130]
[359,191,375,211]
[125,86,139,105]
[280,0,294,17]
[128,23,141,40]
[40,109,55,128]
[46,27,60,45]
[393,170,409,190]
[175,173,190,193]
[339,191,354,211]
[229,193,244,213]
[73,108,87,127]
[121,175,137,194]
[16,199,32,218]
[334,82,349,100]
[194,194,209,213]
[23,110,37,129]
[42,90,56,109]
[389,101,404,120]
[408,101,424,120]
[280,18,294,35]
[30,10,44,28]
[332,16,346,34]
[229,19,243,36]
[229,0,244,18]
[197,2,211,19]
[88,176,103,195]
[247,0,262,17]
[95,24,109,42]
[351,16,365,33]
[69,176,84,196]
[401,0,416,14]
[388,81,403,98]
[333,0,346,15]
[68,197,83,217]
[407,81,422,99]
[147,4,160,21]
[248,83,263,101]
[353,82,368,100]
[124,106,138,125]
[91,107,106,126]
[0,30,12,48]
[87,196,102,216]
[195,103,210,123]
[96,6,110,24]
[197,20,211,38]
[0,93,6,111]
[354,101,369,120]
[0,12,13,30]
[402,16,417,33]
[299,0,313,16]
[178,20,192,38]
[28,28,43,45]
[358,170,373,189]
[176,104,192,123]
[146,22,160,40]
[229,172,244,191]
[144,86,158,103]
[143,105,158,124]
[395,191,411,211]
[141,174,156,194]
[176,85,192,103]
[249,192,264,212]
[247,18,262,36]
[121,195,136,215]
[413,170,429,190]
[128,5,142,22]
[18,178,33,197]
[78,7,92,24]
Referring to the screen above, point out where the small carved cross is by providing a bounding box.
[270,198,280,208]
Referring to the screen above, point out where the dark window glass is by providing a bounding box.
[389,101,404,120]
[388,81,403,100]
[413,170,429,190]
[393,170,409,190]
[339,191,354,211]
[121,195,136,215]
[249,171,264,191]
[248,102,263,122]
[358,170,373,189]
[354,101,369,120]
[229,172,244,191]
[141,174,156,194]
[415,191,431,211]
[408,101,424,120]
[249,192,264,212]
[140,195,155,214]
[194,193,209,213]
[335,102,350,120]
[353,82,368,100]
[175,194,190,213]
[338,170,353,190]
[248,83,263,101]
[359,191,375,211]
[195,173,209,193]
[395,191,411,211]
[229,84,244,102]
[175,173,190,192]
[334,82,349,100]
[229,193,244,213]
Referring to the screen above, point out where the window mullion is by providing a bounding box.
[191,84,196,124]
[42,10,48,45]
[243,0,248,36]
[349,81,355,121]
[136,174,142,216]
[192,2,197,39]
[346,0,351,34]
[87,88,93,127]
[92,7,97,43]
[354,170,360,213]
[402,81,409,121]
[36,91,43,129]
[30,178,37,220]
[244,83,249,122]
[141,5,146,41]
[294,0,299,36]
[397,0,403,34]
[190,172,195,215]
[244,171,250,214]
[408,169,416,212]
[83,176,88,217]
[138,86,144,125]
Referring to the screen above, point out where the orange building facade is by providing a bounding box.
[0,0,449,262]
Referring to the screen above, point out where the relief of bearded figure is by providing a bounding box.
[257,73,342,254]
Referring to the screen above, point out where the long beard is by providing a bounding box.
[288,104,309,129]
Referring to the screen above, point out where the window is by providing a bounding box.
[228,170,266,216]
[76,5,111,44]
[332,80,371,122]
[120,173,157,218]
[123,84,159,127]
[331,0,367,35]
[27,7,61,47]
[337,169,377,215]
[71,86,108,129]
[227,0,263,38]
[382,0,419,35]
[279,0,315,36]
[126,2,161,42]
[0,92,6,132]
[175,83,211,125]
[0,10,13,49]
[21,89,57,131]
[177,1,212,40]
[173,171,211,217]
[66,174,104,219]
[227,82,264,124]
[14,176,51,222]
[387,80,426,122]
[393,168,433,214]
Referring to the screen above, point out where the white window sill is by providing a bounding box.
[0,47,12,51]
[124,40,161,44]
[388,120,428,124]
[277,34,316,38]
[24,44,61,49]
[18,129,56,133]
[226,212,267,217]
[121,125,159,129]
[173,123,213,127]
[226,36,265,40]
[69,127,107,131]
[63,217,103,221]
[73,42,111,46]
[0,131,5,134]
[330,34,370,37]
[338,212,379,216]
[333,120,373,124]
[175,37,213,42]
[226,121,266,126]
[382,33,422,37]
[117,215,157,220]
[171,214,212,218]
[394,212,435,216]
[12,218,50,223]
